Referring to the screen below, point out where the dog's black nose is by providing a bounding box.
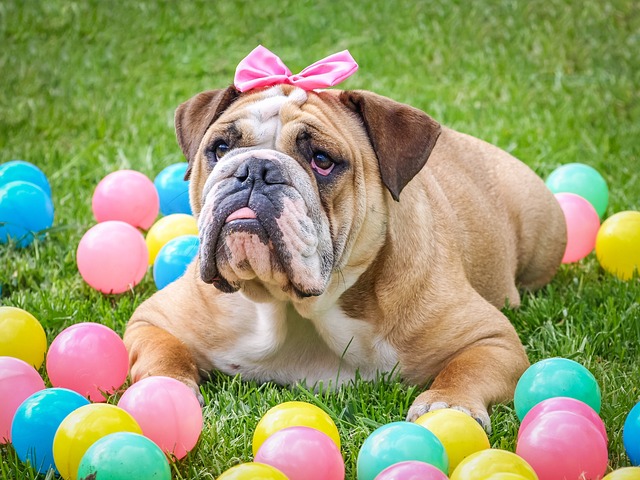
[234,159,286,185]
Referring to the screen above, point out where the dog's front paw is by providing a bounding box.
[406,390,491,432]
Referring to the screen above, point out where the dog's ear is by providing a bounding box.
[175,86,240,179]
[339,90,441,201]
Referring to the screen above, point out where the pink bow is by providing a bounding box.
[234,45,358,92]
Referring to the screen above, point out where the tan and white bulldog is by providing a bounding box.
[124,84,567,429]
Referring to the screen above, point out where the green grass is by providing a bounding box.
[1,0,639,477]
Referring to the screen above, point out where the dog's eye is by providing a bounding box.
[311,151,335,176]
[215,141,230,160]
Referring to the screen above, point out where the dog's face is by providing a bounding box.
[175,85,441,302]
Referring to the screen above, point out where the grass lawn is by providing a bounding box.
[1,0,639,478]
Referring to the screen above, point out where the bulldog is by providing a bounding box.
[124,67,566,429]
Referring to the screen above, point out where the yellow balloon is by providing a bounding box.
[53,404,142,480]
[603,468,640,480]
[217,462,289,479]
[415,408,490,473]
[252,401,340,456]
[450,449,538,480]
[146,213,198,264]
[486,475,530,480]
[596,211,640,280]
[0,306,47,369]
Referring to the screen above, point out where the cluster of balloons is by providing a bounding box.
[0,306,203,479]
[77,163,199,294]
[0,160,54,247]
[547,162,640,279]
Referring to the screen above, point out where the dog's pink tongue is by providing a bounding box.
[225,207,257,223]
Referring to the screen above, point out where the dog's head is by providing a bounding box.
[175,85,440,301]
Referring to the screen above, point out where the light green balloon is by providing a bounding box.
[546,163,609,218]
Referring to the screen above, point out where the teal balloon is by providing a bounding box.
[77,432,171,480]
[0,180,54,247]
[153,234,199,290]
[0,160,51,198]
[624,401,640,465]
[546,163,609,218]
[357,421,448,480]
[514,357,601,421]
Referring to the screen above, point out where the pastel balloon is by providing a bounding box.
[253,401,340,456]
[623,401,640,465]
[374,461,449,480]
[546,163,608,218]
[0,160,51,197]
[255,426,344,480]
[11,388,89,474]
[117,376,203,460]
[154,162,192,216]
[145,213,198,264]
[77,432,171,480]
[449,449,537,480]
[77,220,149,294]
[555,192,600,263]
[603,467,640,479]
[357,421,448,480]
[52,403,142,480]
[46,322,129,402]
[0,180,54,247]
[518,396,607,444]
[514,357,601,421]
[516,410,608,480]
[0,305,47,368]
[485,475,529,480]
[92,169,159,229]
[0,356,45,444]
[415,408,490,473]
[217,463,289,479]
[153,234,200,290]
[596,211,640,280]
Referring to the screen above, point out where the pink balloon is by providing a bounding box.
[77,221,149,294]
[375,461,449,480]
[117,376,203,460]
[0,356,45,443]
[516,410,608,480]
[92,170,159,230]
[518,396,607,444]
[555,192,600,263]
[46,323,128,402]
[255,426,345,480]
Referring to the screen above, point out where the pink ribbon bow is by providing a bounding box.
[234,45,358,92]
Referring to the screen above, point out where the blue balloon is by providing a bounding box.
[0,181,55,247]
[624,401,640,465]
[154,162,192,215]
[153,234,199,289]
[0,160,51,198]
[11,388,90,474]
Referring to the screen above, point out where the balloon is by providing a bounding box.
[374,461,449,480]
[145,213,198,264]
[217,463,289,479]
[0,160,51,197]
[92,169,159,229]
[11,388,89,474]
[485,475,529,480]
[623,401,640,465]
[153,234,200,289]
[46,322,129,402]
[0,356,45,443]
[255,426,344,480]
[546,163,609,218]
[357,421,448,480]
[596,211,640,280]
[516,410,608,480]
[514,357,601,421]
[603,467,640,479]
[77,432,171,480]
[154,162,192,216]
[117,376,203,460]
[415,408,490,473]
[518,396,607,444]
[555,192,600,263]
[449,449,537,480]
[0,306,47,368]
[52,403,142,480]
[0,180,54,247]
[77,220,149,294]
[253,401,340,456]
